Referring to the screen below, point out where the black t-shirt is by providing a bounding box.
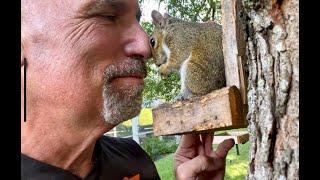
[21,136,161,180]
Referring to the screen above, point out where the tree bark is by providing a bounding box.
[245,0,299,179]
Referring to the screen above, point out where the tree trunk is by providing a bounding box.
[245,0,299,179]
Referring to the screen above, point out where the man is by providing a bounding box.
[21,0,235,179]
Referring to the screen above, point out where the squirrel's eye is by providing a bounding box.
[150,37,156,48]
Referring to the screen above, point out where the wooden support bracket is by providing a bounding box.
[152,0,248,136]
[221,0,248,117]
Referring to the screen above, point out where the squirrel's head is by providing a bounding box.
[149,10,190,76]
[149,10,183,76]
[149,10,172,68]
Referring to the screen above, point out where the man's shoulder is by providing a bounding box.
[99,135,139,147]
[98,135,146,155]
[94,136,160,179]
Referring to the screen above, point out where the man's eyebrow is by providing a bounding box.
[80,0,129,16]
[80,0,141,22]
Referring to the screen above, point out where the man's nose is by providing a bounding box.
[124,23,151,60]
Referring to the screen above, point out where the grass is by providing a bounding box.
[224,142,250,180]
[155,141,250,180]
[155,154,175,180]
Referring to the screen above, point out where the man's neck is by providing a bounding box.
[21,119,113,178]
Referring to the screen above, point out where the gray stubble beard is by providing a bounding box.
[102,84,143,125]
[101,59,146,125]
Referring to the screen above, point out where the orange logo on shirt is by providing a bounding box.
[123,174,140,180]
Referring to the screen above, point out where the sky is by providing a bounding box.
[140,1,167,22]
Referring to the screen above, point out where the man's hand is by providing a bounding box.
[174,133,235,180]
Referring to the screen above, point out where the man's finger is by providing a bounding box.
[198,133,208,156]
[214,138,235,158]
[203,133,213,156]
[176,155,215,179]
[179,134,201,149]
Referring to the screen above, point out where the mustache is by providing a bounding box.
[103,59,146,82]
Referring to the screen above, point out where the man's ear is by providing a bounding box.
[151,10,164,27]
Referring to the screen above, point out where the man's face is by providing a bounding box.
[22,0,150,126]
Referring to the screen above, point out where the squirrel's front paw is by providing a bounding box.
[174,91,195,101]
[159,65,170,76]
[174,94,186,101]
[174,93,194,101]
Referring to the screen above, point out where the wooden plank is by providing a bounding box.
[212,133,249,144]
[212,131,249,144]
[152,86,246,136]
[221,0,248,117]
[235,132,249,144]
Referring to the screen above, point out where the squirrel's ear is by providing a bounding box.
[163,13,171,19]
[151,10,164,27]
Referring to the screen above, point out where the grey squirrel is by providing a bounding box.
[149,10,226,100]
